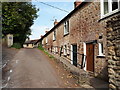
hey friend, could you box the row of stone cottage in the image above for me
[38,0,120,87]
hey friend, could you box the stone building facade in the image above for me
[39,1,120,83]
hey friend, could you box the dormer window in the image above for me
[101,0,119,18]
[64,20,69,35]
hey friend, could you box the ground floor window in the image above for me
[64,45,67,56]
[98,43,105,56]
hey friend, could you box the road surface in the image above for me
[8,48,79,88]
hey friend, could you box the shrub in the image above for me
[11,43,22,49]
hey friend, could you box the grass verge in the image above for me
[38,45,55,59]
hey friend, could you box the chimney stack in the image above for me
[74,0,82,8]
[45,31,48,33]
[54,19,59,26]
[41,35,43,38]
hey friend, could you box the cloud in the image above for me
[29,25,51,40]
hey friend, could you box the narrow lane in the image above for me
[8,48,77,88]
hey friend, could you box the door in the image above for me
[73,45,77,67]
[86,43,94,72]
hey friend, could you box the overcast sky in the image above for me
[29,2,74,40]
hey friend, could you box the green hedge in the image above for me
[11,43,22,49]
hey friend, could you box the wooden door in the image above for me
[73,45,77,67]
[86,44,94,72]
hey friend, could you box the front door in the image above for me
[86,43,94,72]
[73,45,77,67]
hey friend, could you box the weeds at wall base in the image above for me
[38,45,55,59]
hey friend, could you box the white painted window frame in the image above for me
[64,20,69,35]
[67,45,70,55]
[54,47,55,54]
[64,45,67,56]
[46,38,48,44]
[55,47,58,53]
[71,45,73,64]
[53,30,56,41]
[100,0,120,19]
[83,43,87,71]
[98,43,105,56]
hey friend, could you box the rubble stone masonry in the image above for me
[106,14,120,89]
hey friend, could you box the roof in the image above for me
[24,39,39,44]
[38,1,88,42]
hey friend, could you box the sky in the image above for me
[29,1,74,40]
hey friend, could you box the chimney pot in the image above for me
[74,0,82,8]
[54,19,59,26]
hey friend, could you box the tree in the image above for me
[2,2,39,46]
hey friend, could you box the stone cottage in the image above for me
[23,39,39,48]
[38,0,120,85]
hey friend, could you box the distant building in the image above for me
[23,39,39,48]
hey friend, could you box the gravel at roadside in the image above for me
[2,46,19,88]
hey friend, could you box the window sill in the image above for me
[64,33,69,37]
[53,39,56,41]
[97,55,105,58]
[64,55,67,57]
[99,9,120,22]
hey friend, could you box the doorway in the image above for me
[86,43,94,72]
[71,44,77,67]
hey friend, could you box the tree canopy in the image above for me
[2,2,39,45]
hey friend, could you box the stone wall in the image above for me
[106,14,120,89]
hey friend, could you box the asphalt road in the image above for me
[8,48,79,88]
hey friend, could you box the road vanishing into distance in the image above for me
[8,48,79,88]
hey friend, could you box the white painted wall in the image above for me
[7,34,13,47]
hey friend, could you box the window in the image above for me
[53,30,56,41]
[67,45,70,55]
[55,47,58,53]
[104,0,109,14]
[61,46,63,53]
[64,45,67,56]
[46,38,48,44]
[64,20,69,35]
[101,0,119,18]
[53,47,55,54]
[98,43,105,56]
